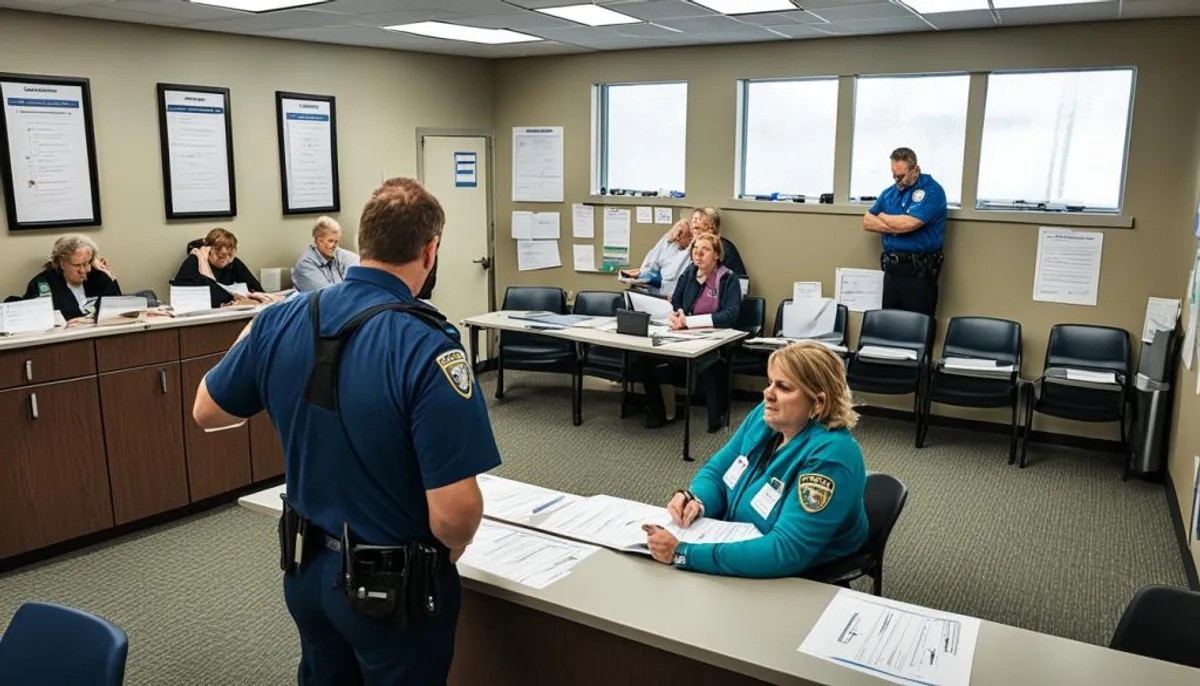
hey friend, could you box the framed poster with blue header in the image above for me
[157,83,236,219]
[276,91,339,215]
[455,151,477,188]
[0,72,102,230]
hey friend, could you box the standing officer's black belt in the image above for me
[881,250,944,279]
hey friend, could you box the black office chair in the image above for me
[4,295,21,303]
[846,310,933,447]
[496,286,576,400]
[185,238,205,255]
[1109,585,1200,669]
[730,296,767,377]
[1020,324,1131,473]
[919,317,1022,461]
[770,299,849,345]
[571,291,626,425]
[131,289,160,308]
[802,473,908,596]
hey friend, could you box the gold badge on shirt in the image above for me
[797,473,835,513]
[435,349,473,399]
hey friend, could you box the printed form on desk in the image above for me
[799,588,980,686]
[457,520,598,590]
[478,474,578,523]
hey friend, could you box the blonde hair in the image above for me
[691,232,723,262]
[45,234,97,271]
[691,206,721,233]
[768,342,858,430]
[312,216,342,239]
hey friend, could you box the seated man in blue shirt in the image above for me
[292,216,361,292]
[861,147,947,316]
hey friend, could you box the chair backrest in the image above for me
[1109,585,1200,668]
[0,601,128,686]
[572,290,623,317]
[863,473,908,570]
[131,289,160,308]
[501,286,568,314]
[858,309,932,356]
[942,316,1021,366]
[771,300,848,345]
[736,295,765,336]
[1044,324,1130,378]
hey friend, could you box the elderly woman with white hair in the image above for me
[22,234,122,323]
[291,216,360,292]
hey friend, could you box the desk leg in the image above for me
[683,358,694,462]
[619,352,629,419]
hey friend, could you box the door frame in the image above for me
[415,128,497,315]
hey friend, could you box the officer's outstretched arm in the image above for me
[194,377,250,429]
[427,478,485,555]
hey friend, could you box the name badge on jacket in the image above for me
[723,455,749,489]
[750,478,784,519]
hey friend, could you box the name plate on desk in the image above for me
[0,298,55,336]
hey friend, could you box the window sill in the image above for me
[586,195,694,208]
[720,199,1134,229]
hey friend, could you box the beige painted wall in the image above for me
[0,9,492,300]
[493,18,1200,444]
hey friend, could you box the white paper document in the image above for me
[603,208,632,250]
[512,211,533,240]
[1033,227,1103,306]
[654,207,673,225]
[636,206,652,224]
[782,298,836,339]
[260,268,283,293]
[1,79,96,224]
[279,96,335,211]
[0,297,56,335]
[170,286,214,315]
[573,244,596,272]
[478,474,578,524]
[517,240,561,271]
[943,358,1014,376]
[457,520,599,590]
[627,290,675,321]
[799,588,980,686]
[96,295,148,324]
[835,268,884,313]
[1064,368,1118,385]
[162,88,231,215]
[572,203,595,238]
[531,212,561,239]
[793,281,822,302]
[1142,297,1181,343]
[512,126,563,202]
[1184,248,1200,370]
[858,345,918,362]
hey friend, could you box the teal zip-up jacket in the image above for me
[675,401,868,578]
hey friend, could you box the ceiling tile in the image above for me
[181,9,353,32]
[104,0,238,20]
[460,11,579,30]
[656,15,748,32]
[733,10,824,26]
[0,0,102,8]
[604,0,718,21]
[609,22,690,38]
[504,0,596,8]
[926,8,997,30]
[58,2,191,25]
[798,0,888,7]
[318,8,461,26]
[998,1,1120,25]
[763,22,827,38]
[674,27,785,44]
[397,0,514,12]
[1120,0,1200,19]
[819,15,933,35]
[529,25,629,46]
[807,2,918,22]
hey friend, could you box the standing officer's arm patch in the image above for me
[435,349,473,399]
[798,473,835,513]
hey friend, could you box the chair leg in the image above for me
[618,352,629,419]
[1019,387,1035,468]
[1008,391,1019,465]
[912,388,923,449]
[916,378,934,448]
[1119,409,1130,481]
[573,367,583,427]
[495,352,506,400]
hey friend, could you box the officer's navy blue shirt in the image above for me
[204,266,501,546]
[868,173,947,254]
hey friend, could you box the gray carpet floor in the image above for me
[0,371,1190,685]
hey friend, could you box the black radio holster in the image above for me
[335,523,445,630]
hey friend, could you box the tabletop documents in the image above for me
[456,520,599,590]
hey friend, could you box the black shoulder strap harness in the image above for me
[302,290,460,411]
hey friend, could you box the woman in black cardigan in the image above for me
[22,234,122,323]
[637,233,743,433]
[172,228,272,308]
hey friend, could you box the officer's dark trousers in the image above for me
[635,353,726,429]
[283,546,461,686]
[882,262,939,317]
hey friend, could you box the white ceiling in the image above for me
[1,0,1197,58]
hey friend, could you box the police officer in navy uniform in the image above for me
[861,147,948,316]
[193,177,501,685]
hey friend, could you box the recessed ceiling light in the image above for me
[993,0,1107,7]
[536,4,642,26]
[187,0,330,12]
[691,0,798,15]
[902,0,989,13]
[382,21,543,45]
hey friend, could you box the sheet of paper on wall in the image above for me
[636,206,652,224]
[798,588,980,686]
[573,244,596,272]
[602,207,632,270]
[1032,227,1103,306]
[531,212,561,240]
[260,268,283,293]
[1185,247,1200,370]
[0,297,55,335]
[457,520,599,590]
[572,203,594,238]
[512,211,533,240]
[654,207,673,225]
[1141,297,1180,344]
[793,281,822,302]
[511,126,563,202]
[835,268,884,312]
[517,240,561,271]
[782,298,836,339]
[171,286,213,315]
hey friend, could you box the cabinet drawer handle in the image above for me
[24,360,33,382]
[160,369,169,394]
[29,393,38,420]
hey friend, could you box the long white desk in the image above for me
[236,484,1197,686]
[0,305,265,352]
[462,310,748,460]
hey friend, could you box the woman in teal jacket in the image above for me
[642,341,869,578]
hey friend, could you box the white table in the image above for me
[462,311,748,461]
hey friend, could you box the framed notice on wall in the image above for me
[0,72,102,230]
[276,91,339,215]
[156,83,236,219]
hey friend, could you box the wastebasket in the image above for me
[1129,373,1170,476]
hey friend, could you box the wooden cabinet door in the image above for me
[249,412,285,482]
[0,378,113,558]
[99,363,190,525]
[180,354,251,502]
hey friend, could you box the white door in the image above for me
[420,135,492,354]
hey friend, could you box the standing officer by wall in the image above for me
[192,177,501,685]
[861,147,948,316]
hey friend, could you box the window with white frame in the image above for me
[849,74,970,206]
[597,81,687,194]
[738,78,839,200]
[977,68,1135,213]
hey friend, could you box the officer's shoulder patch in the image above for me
[797,473,835,513]
[435,348,473,399]
[912,189,926,203]
[36,280,50,297]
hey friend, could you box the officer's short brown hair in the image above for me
[890,147,918,169]
[358,177,445,265]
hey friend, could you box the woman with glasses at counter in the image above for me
[172,228,274,308]
[22,234,122,325]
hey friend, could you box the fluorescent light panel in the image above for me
[992,0,1108,7]
[691,0,798,15]
[188,0,328,11]
[382,21,542,44]
[902,0,989,13]
[537,4,642,26]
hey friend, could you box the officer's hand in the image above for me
[641,524,679,565]
[667,492,702,529]
[449,547,466,564]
